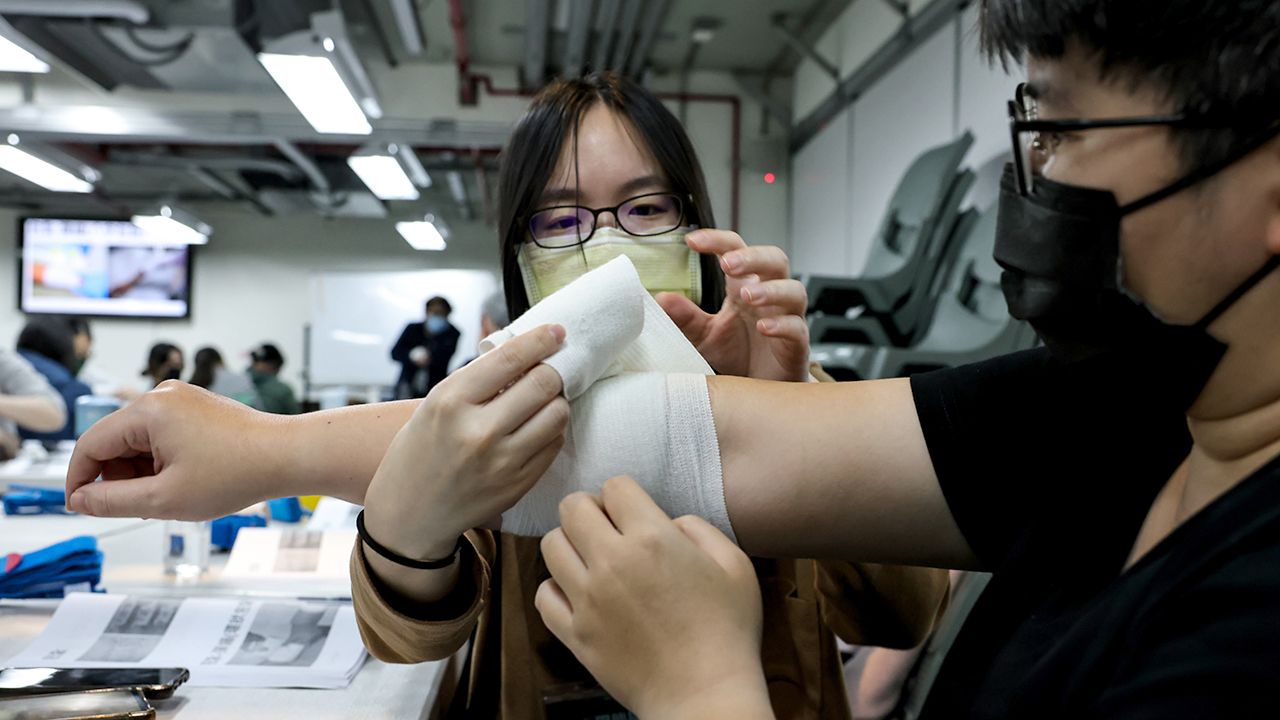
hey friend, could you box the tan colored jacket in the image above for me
[351,366,949,718]
[353,540,946,720]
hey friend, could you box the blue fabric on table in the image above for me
[0,535,102,598]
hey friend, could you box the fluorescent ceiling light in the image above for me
[396,220,446,251]
[131,205,212,245]
[348,154,419,200]
[0,33,49,73]
[258,53,371,135]
[0,144,93,193]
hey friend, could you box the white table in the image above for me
[0,450,73,490]
[0,513,455,719]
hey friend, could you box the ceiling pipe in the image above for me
[609,0,643,70]
[591,0,621,73]
[107,150,305,181]
[386,0,426,56]
[625,0,670,78]
[0,0,149,23]
[273,139,331,194]
[447,0,476,105]
[522,0,550,89]
[561,0,595,78]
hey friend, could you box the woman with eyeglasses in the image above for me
[350,73,946,718]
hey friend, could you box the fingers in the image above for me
[673,515,753,578]
[454,324,565,403]
[486,363,565,435]
[720,245,791,281]
[756,315,809,343]
[541,527,589,595]
[533,578,573,642]
[66,404,154,497]
[656,292,712,345]
[686,229,747,257]
[510,430,567,493]
[68,472,167,518]
[504,394,570,455]
[557,492,619,567]
[739,278,807,316]
[599,475,674,535]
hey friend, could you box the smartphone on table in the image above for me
[0,687,154,720]
[0,668,189,700]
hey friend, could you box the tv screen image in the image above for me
[20,217,193,319]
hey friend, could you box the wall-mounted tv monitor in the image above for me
[18,217,194,319]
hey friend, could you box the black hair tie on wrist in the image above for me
[356,510,464,570]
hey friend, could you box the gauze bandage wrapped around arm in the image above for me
[500,372,735,543]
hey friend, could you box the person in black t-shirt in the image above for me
[530,2,1280,718]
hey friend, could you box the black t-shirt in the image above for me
[911,348,1280,719]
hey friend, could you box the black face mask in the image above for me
[994,127,1280,411]
[162,366,182,382]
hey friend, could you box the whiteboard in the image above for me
[308,270,499,387]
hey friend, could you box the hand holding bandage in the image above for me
[484,256,736,543]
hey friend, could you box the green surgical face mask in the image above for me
[517,226,702,306]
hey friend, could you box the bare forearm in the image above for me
[267,399,420,503]
[708,376,977,568]
[0,394,65,432]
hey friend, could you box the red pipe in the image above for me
[447,0,476,105]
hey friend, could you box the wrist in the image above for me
[641,665,771,720]
[363,489,463,560]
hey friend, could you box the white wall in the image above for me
[789,4,1019,276]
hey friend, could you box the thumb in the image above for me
[69,473,172,519]
[656,292,712,345]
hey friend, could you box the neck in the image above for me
[1183,329,1280,511]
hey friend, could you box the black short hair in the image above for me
[143,342,181,377]
[250,342,285,369]
[17,317,76,371]
[980,0,1279,169]
[425,296,452,315]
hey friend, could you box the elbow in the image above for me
[27,398,67,433]
[359,627,464,665]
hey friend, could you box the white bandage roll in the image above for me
[481,256,712,401]
[500,372,735,543]
[481,256,644,400]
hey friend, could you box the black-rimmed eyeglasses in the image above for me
[1008,82,1229,196]
[526,192,687,248]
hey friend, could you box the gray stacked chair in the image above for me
[811,203,1039,381]
[802,131,976,348]
[807,170,975,348]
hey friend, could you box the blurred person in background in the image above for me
[248,343,300,415]
[15,316,88,443]
[391,296,460,399]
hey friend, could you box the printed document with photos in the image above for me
[8,593,367,688]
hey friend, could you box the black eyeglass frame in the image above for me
[524,191,691,249]
[1006,82,1230,196]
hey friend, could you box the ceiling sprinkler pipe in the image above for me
[0,0,150,24]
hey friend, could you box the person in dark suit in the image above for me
[391,296,460,399]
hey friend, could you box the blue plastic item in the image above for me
[210,513,268,550]
[2,485,70,516]
[267,497,303,523]
[0,535,102,598]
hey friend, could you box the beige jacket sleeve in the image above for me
[350,529,496,663]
